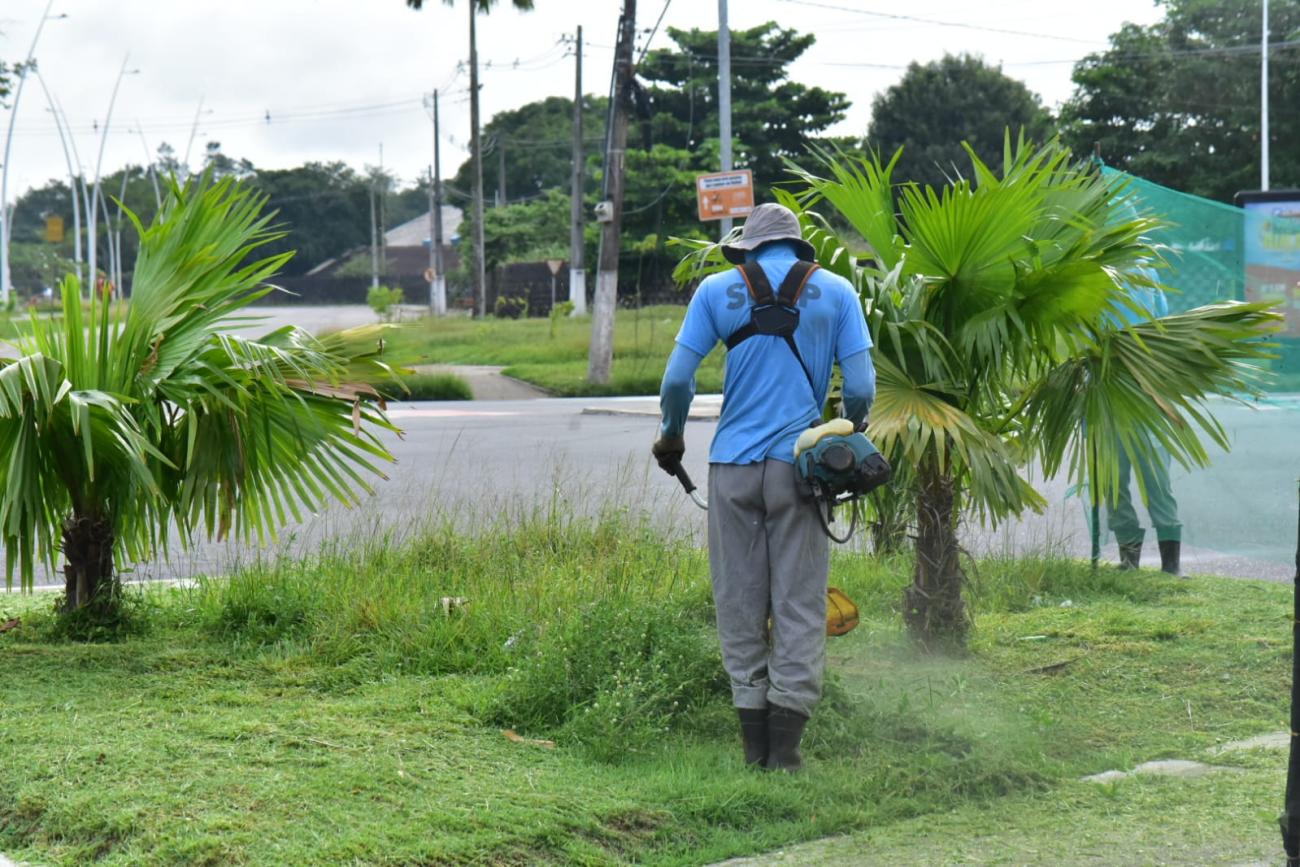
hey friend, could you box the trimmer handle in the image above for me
[670,460,696,494]
[665,457,708,511]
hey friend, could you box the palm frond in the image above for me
[1025,300,1283,505]
[0,174,397,591]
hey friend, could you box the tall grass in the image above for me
[194,505,724,756]
[188,493,1168,766]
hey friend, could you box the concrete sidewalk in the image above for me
[412,364,550,400]
[581,394,723,420]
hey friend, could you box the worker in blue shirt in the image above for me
[653,203,876,771]
[1107,265,1182,574]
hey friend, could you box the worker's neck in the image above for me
[745,241,799,263]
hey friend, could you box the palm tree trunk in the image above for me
[61,512,116,614]
[903,458,968,649]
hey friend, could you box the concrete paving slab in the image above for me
[1082,758,1236,783]
[1209,731,1290,755]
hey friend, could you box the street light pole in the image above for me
[1262,0,1271,191]
[33,68,82,290]
[717,0,733,237]
[88,57,135,300]
[0,0,63,305]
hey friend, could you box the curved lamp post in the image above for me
[33,68,84,289]
[0,0,67,305]
[86,57,137,297]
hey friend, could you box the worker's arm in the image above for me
[654,280,719,472]
[839,349,876,429]
[658,343,705,441]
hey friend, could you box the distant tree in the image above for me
[449,95,607,206]
[245,163,371,275]
[455,188,572,273]
[1061,0,1300,201]
[868,54,1053,189]
[8,243,76,293]
[637,23,850,196]
[155,142,183,177]
[10,167,160,293]
[203,141,255,181]
[0,60,11,104]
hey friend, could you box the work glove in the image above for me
[651,435,685,475]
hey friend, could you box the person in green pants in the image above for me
[1109,445,1182,574]
[1106,263,1183,575]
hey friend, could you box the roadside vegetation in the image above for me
[383,305,725,397]
[0,503,1289,865]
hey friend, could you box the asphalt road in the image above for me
[10,391,1296,591]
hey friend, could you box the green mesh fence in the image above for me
[1063,168,1300,577]
[1103,166,1300,391]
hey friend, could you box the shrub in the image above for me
[548,300,575,338]
[367,284,404,321]
[375,372,473,401]
[494,296,527,319]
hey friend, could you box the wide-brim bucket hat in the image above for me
[720,202,817,265]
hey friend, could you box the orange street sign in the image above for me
[44,215,65,243]
[696,170,754,222]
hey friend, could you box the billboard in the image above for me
[1236,190,1300,336]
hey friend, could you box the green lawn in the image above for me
[383,306,726,397]
[0,510,1291,865]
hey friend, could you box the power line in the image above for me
[773,0,1106,46]
[636,0,674,67]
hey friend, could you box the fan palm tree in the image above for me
[676,136,1280,649]
[0,175,397,618]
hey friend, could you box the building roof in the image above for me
[384,205,464,248]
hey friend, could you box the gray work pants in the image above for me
[707,460,829,718]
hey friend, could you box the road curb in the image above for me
[580,406,720,420]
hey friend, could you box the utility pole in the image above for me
[497,138,507,206]
[717,0,734,236]
[587,0,636,385]
[369,182,379,290]
[1262,0,1271,191]
[469,2,488,317]
[379,143,388,280]
[570,24,587,314]
[429,88,446,315]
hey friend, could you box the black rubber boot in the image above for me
[737,708,767,767]
[1159,540,1181,576]
[1118,542,1142,570]
[765,704,809,772]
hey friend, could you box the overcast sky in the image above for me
[1,0,1163,200]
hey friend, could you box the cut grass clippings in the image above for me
[0,507,1290,865]
[379,306,726,397]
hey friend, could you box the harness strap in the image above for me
[724,261,821,397]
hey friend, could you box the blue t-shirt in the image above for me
[675,248,871,465]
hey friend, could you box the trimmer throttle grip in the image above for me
[669,459,696,495]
